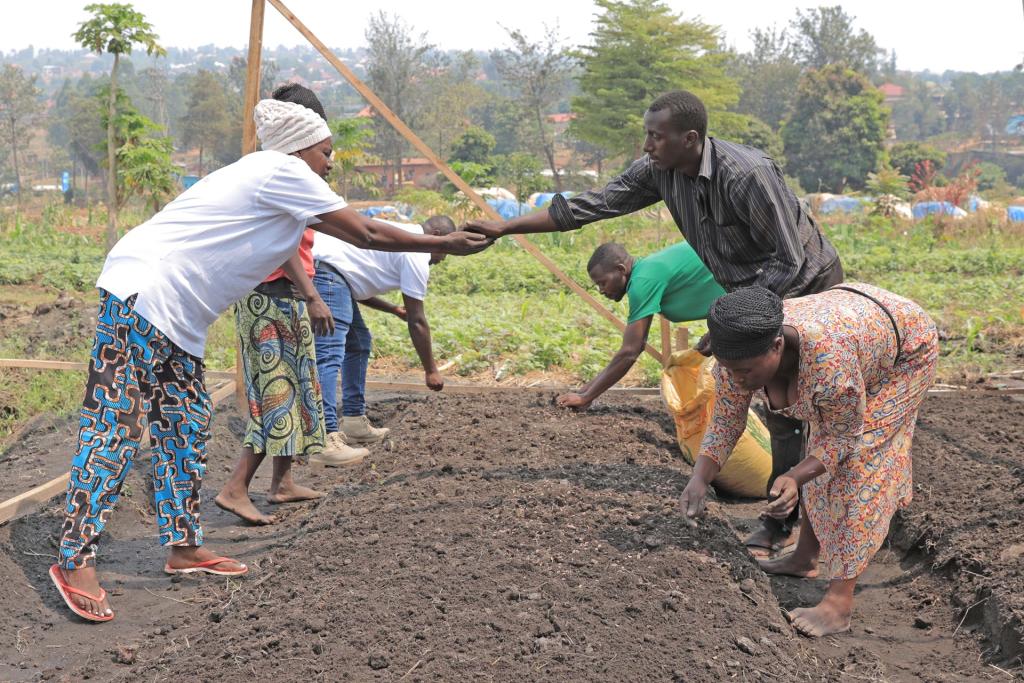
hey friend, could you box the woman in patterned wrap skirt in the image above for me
[679,283,938,637]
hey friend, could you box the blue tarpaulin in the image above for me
[358,205,412,222]
[818,196,866,215]
[1007,206,1024,222]
[531,191,575,208]
[912,201,961,219]
[487,198,532,219]
[181,175,200,190]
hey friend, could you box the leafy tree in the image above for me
[788,6,881,75]
[468,92,523,155]
[0,64,43,204]
[570,0,739,162]
[101,89,175,211]
[364,11,431,192]
[445,161,494,192]
[781,64,887,192]
[448,126,496,166]
[328,117,380,200]
[227,56,280,100]
[731,26,802,130]
[74,2,165,250]
[729,115,784,164]
[494,152,547,206]
[889,142,946,178]
[118,131,176,213]
[417,51,487,161]
[491,26,573,191]
[974,162,1007,192]
[180,69,234,177]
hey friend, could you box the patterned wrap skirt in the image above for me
[235,290,326,457]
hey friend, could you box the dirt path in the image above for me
[0,392,1020,681]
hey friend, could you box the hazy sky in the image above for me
[2,0,1021,74]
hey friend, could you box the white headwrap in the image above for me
[253,99,332,155]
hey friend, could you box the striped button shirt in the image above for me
[549,138,839,298]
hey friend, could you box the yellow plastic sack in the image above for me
[660,349,773,499]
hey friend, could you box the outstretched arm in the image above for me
[403,295,442,391]
[556,316,653,410]
[313,207,491,255]
[465,159,661,238]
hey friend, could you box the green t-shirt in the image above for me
[626,241,725,324]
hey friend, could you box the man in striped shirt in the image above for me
[466,89,844,556]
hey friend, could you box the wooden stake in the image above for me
[674,326,689,353]
[236,0,266,413]
[659,315,671,367]
[264,0,662,363]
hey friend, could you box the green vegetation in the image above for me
[1,200,1022,439]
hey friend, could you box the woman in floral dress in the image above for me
[679,283,938,637]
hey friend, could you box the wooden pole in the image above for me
[659,315,671,367]
[236,0,266,412]
[264,0,662,364]
[674,326,689,353]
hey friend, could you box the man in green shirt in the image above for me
[557,241,725,410]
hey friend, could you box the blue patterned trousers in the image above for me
[58,290,211,569]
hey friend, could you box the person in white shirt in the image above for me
[50,98,490,623]
[311,215,453,445]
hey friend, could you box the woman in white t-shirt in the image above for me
[49,99,491,623]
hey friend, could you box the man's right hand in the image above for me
[462,219,506,239]
[442,231,493,255]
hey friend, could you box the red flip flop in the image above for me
[49,564,114,623]
[163,556,248,576]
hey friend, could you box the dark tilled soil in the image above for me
[893,394,1024,667]
[0,391,1020,681]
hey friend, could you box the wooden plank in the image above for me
[237,0,266,413]
[0,380,237,526]
[0,358,234,381]
[264,0,662,362]
[675,326,689,352]
[660,316,671,367]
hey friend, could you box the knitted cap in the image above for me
[253,99,332,155]
[707,286,784,360]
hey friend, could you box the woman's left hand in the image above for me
[762,475,799,519]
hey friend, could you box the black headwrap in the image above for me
[707,286,784,360]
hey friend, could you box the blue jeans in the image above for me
[313,266,372,431]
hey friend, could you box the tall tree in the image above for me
[364,11,431,192]
[782,64,888,193]
[329,117,380,200]
[103,89,176,213]
[491,26,573,191]
[0,64,43,205]
[732,27,802,130]
[74,2,165,250]
[417,51,486,161]
[788,6,881,75]
[180,70,234,177]
[570,0,739,162]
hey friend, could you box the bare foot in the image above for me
[759,551,819,578]
[166,546,247,574]
[788,601,852,637]
[214,490,276,525]
[59,566,112,619]
[267,480,323,505]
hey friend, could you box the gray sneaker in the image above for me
[309,431,368,467]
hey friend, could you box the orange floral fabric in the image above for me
[701,284,938,579]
